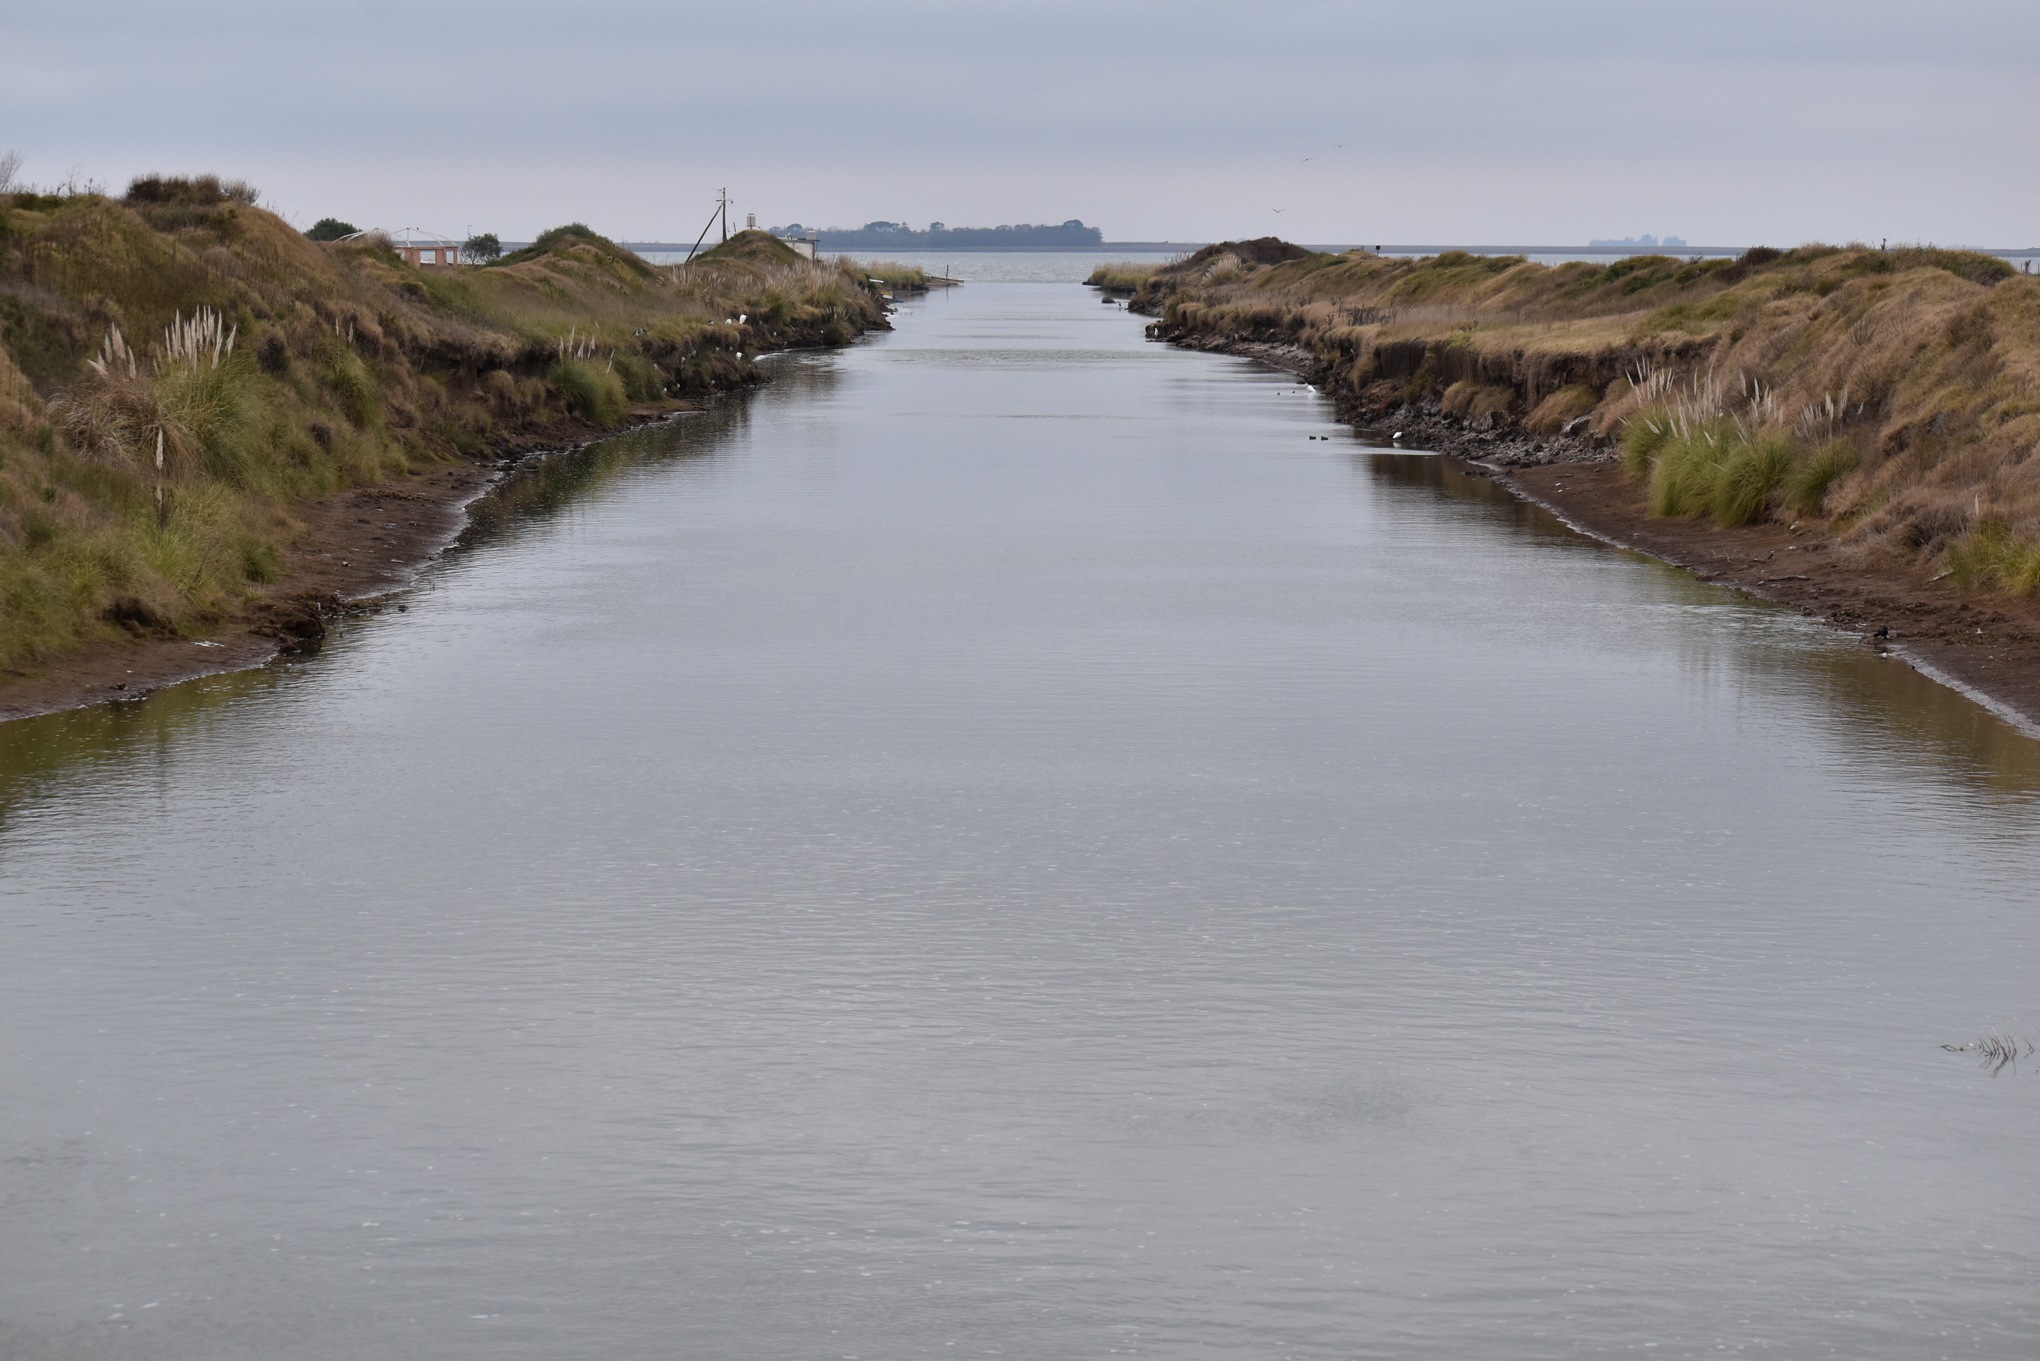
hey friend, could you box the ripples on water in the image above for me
[2,270,2038,1360]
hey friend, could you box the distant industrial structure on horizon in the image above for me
[1587,233,1689,250]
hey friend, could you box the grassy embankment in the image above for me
[0,176,916,669]
[1086,262,1163,294]
[850,261,931,291]
[1095,242,2040,594]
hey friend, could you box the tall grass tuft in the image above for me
[1086,262,1157,292]
[1783,443,1858,516]
[1637,417,1807,526]
[154,360,264,487]
[1712,433,1797,527]
[609,352,663,402]
[325,350,380,428]
[550,359,627,425]
[1622,363,1818,526]
[161,307,236,371]
[1647,425,1730,517]
[1621,410,1674,476]
[1947,523,2040,595]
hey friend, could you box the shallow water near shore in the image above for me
[3,272,2039,1360]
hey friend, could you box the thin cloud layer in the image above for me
[5,0,2036,246]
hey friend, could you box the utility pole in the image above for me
[720,188,729,243]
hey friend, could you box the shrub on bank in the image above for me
[1086,262,1158,292]
[1948,522,2040,595]
[550,358,627,425]
[1630,410,1819,528]
[609,352,663,402]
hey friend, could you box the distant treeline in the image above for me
[778,220,1104,251]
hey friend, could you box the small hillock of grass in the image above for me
[695,231,808,268]
[1087,262,1157,292]
[847,259,929,291]
[550,358,628,425]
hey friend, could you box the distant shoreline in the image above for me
[594,241,1211,256]
[579,242,2040,262]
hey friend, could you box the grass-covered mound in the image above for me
[1121,241,2040,590]
[0,182,904,670]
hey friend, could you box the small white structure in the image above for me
[389,228,463,268]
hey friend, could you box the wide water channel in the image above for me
[4,268,2040,1360]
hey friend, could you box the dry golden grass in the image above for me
[1086,262,1161,292]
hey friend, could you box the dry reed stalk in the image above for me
[160,307,235,371]
[85,324,141,381]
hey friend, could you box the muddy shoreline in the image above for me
[0,399,716,724]
[1175,334,2040,738]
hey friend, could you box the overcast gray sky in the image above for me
[5,0,2037,247]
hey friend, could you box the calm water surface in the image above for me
[4,274,2039,1360]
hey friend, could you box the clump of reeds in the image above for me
[60,308,250,480]
[1199,253,1247,286]
[161,306,237,370]
[549,357,627,425]
[1621,368,1853,527]
[557,328,602,361]
[609,352,663,402]
[1947,521,2040,595]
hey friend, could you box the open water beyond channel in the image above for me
[4,270,2040,1360]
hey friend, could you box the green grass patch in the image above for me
[1947,522,2040,594]
[610,352,663,402]
[1783,443,1858,516]
[1630,413,1807,526]
[1711,433,1796,527]
[551,358,628,425]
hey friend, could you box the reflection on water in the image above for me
[2,278,2038,1361]
[1363,450,2040,800]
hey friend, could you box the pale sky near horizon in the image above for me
[4,0,2037,248]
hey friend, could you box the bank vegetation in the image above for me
[0,175,914,670]
[1100,241,2040,597]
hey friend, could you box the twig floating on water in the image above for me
[1941,1031,2034,1075]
